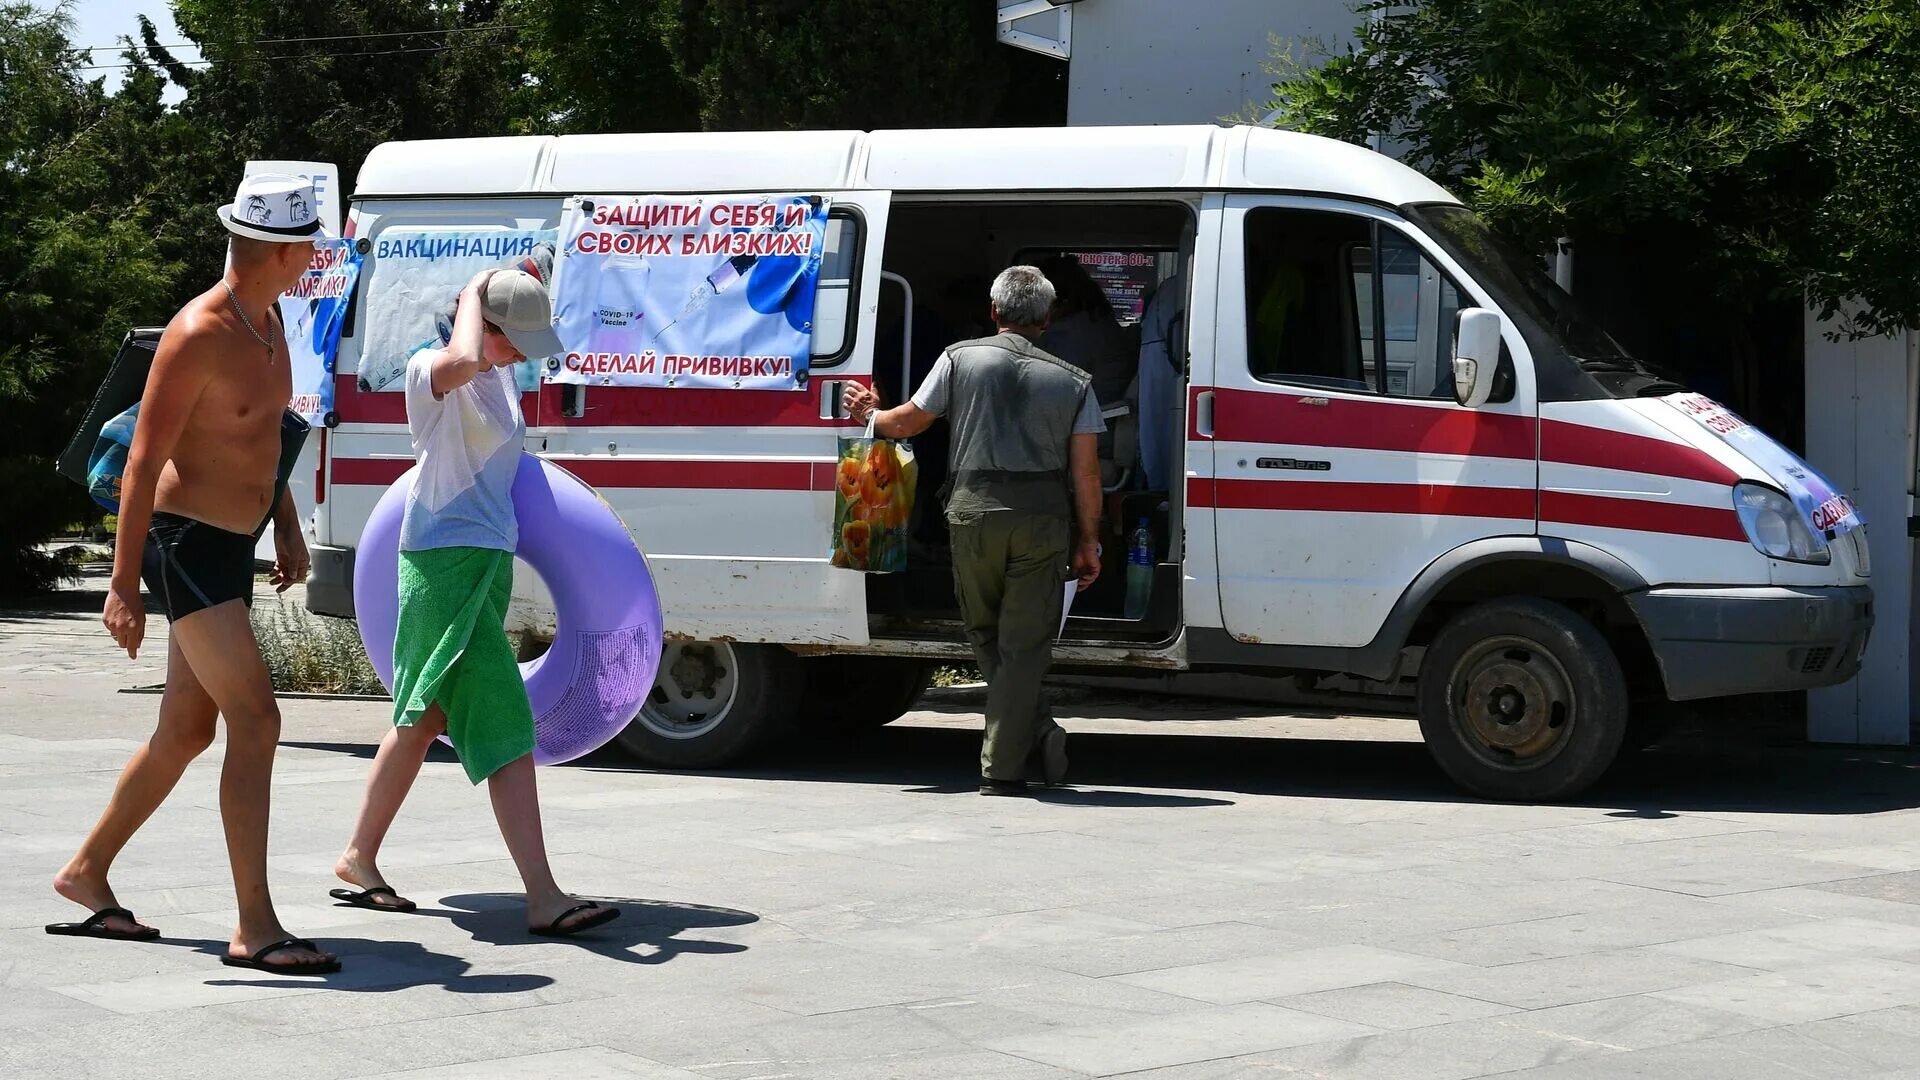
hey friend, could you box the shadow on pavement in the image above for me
[286,740,461,765]
[429,892,758,967]
[163,934,555,994]
[569,719,1920,817]
[285,697,1920,818]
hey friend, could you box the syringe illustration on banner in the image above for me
[644,252,760,348]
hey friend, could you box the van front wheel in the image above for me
[613,641,799,768]
[1416,599,1628,802]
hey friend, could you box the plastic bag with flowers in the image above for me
[831,421,917,573]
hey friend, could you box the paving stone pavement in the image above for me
[4,581,1920,1079]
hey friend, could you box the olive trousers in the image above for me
[950,511,1070,781]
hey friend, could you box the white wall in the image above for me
[1804,311,1917,745]
[1065,0,1361,126]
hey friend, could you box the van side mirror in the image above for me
[1452,308,1503,408]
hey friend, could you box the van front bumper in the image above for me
[306,543,356,619]
[1628,585,1873,701]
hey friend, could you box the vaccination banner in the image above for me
[549,193,830,390]
[277,239,362,424]
[1665,393,1865,546]
[356,229,557,393]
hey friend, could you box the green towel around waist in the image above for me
[393,546,535,784]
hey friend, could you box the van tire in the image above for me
[1416,598,1628,802]
[613,641,799,769]
[799,657,934,735]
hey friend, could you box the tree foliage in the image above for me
[1263,0,1920,336]
[0,0,1062,593]
[0,4,177,592]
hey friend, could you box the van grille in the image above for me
[1799,647,1834,675]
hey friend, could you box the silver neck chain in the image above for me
[224,281,274,363]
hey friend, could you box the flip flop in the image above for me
[328,886,417,913]
[530,902,620,938]
[45,906,160,941]
[221,938,340,975]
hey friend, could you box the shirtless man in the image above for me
[47,174,338,974]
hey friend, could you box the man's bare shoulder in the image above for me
[156,292,232,368]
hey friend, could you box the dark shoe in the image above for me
[1038,727,1069,787]
[531,902,621,937]
[45,906,160,941]
[221,938,340,975]
[329,886,417,913]
[980,777,1030,797]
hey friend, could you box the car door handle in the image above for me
[819,379,851,420]
[1194,390,1215,438]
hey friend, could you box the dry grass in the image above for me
[932,665,981,687]
[250,594,385,695]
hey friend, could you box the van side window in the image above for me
[1244,208,1464,400]
[810,213,861,363]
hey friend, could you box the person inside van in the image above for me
[1135,272,1186,492]
[1036,255,1135,409]
[843,266,1105,796]
[330,265,619,938]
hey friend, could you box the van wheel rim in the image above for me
[638,642,740,741]
[1449,635,1574,768]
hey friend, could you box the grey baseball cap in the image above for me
[480,268,563,360]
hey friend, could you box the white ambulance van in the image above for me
[307,125,1873,800]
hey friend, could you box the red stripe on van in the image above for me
[1540,420,1739,486]
[534,381,867,428]
[1198,478,1536,521]
[330,456,825,492]
[1193,478,1743,543]
[1540,491,1746,543]
[332,457,412,487]
[330,375,870,427]
[330,377,540,425]
[1209,389,1538,460]
[1197,387,1738,488]
[556,458,820,491]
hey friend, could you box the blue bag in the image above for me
[85,403,142,512]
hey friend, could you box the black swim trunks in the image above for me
[141,512,255,621]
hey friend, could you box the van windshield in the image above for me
[1405,203,1680,396]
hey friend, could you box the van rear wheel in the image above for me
[613,641,799,768]
[1416,598,1628,802]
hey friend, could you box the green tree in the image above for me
[0,3,178,593]
[1262,0,1920,337]
[141,0,532,290]
[507,0,698,133]
[514,0,1064,133]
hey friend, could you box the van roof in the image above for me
[353,125,1458,207]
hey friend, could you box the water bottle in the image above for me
[1124,517,1154,620]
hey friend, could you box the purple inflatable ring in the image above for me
[354,452,664,765]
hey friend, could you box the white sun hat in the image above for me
[217,172,334,244]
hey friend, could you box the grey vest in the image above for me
[943,332,1092,519]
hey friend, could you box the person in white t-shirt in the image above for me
[332,268,619,938]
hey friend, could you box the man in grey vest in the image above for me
[845,266,1105,795]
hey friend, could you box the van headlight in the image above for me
[1733,482,1829,563]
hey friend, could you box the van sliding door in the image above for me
[532,191,894,646]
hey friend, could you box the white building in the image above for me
[999,0,1916,745]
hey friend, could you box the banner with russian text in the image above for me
[357,229,557,393]
[277,239,362,423]
[549,194,829,390]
